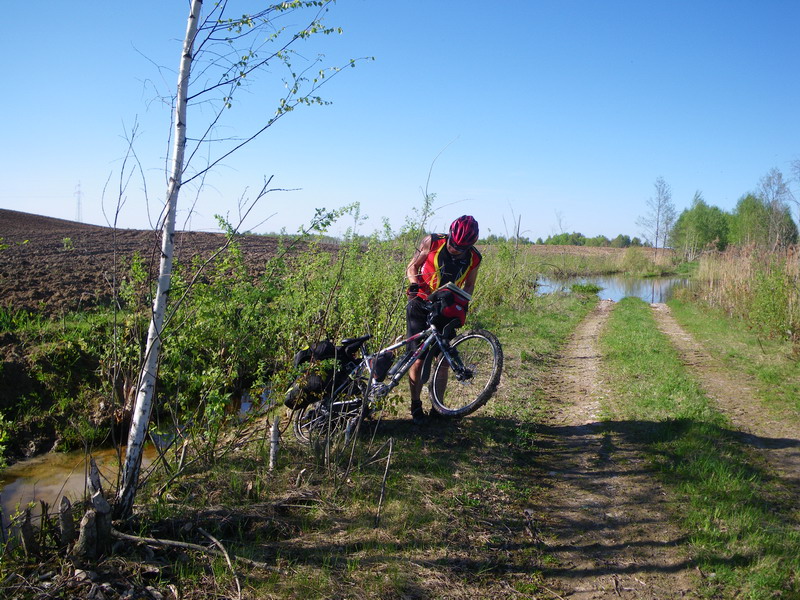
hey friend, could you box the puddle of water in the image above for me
[0,446,156,529]
[537,275,691,303]
[0,387,276,530]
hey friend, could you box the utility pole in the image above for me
[74,182,83,223]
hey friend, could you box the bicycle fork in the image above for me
[435,337,473,382]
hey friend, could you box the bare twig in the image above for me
[374,437,393,527]
[110,528,275,570]
[363,438,393,467]
[198,527,242,600]
[19,508,39,557]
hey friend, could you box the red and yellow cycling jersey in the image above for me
[417,234,481,300]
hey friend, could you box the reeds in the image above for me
[695,245,799,343]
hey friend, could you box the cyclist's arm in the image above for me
[462,262,479,296]
[406,235,432,285]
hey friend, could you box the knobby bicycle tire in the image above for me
[428,328,503,417]
[292,381,365,445]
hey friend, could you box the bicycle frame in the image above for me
[361,323,468,401]
[308,323,469,426]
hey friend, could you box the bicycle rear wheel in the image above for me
[292,402,327,444]
[292,390,365,444]
[428,329,503,417]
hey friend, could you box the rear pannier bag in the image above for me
[284,340,354,409]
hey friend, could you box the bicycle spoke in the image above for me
[428,329,503,417]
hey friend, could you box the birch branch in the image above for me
[110,529,276,571]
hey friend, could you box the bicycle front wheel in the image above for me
[428,329,503,417]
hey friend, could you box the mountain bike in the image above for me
[292,283,503,443]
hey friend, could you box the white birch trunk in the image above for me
[115,0,203,519]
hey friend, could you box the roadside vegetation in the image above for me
[689,246,800,346]
[0,216,668,465]
[600,298,800,598]
[667,297,800,423]
[0,219,599,597]
[2,189,799,597]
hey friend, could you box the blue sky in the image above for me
[1,1,798,241]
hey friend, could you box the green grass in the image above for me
[571,282,602,295]
[117,292,597,599]
[600,297,800,599]
[668,298,800,416]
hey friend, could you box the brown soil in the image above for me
[531,300,698,598]
[0,208,306,316]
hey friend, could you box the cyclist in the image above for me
[405,215,481,424]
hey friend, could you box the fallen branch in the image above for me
[199,527,242,600]
[110,528,276,570]
[374,437,393,527]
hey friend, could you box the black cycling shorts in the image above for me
[406,298,430,351]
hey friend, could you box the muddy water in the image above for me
[0,446,156,529]
[537,275,691,303]
[0,395,270,530]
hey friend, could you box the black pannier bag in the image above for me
[370,350,394,382]
[284,340,357,409]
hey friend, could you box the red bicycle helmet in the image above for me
[449,215,479,247]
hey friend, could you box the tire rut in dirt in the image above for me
[651,302,800,508]
[530,300,696,599]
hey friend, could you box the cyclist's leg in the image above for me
[406,298,428,421]
[408,360,425,414]
[428,327,457,409]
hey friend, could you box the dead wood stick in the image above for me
[110,528,275,570]
[59,497,76,550]
[198,527,242,600]
[269,417,280,471]
[374,437,393,527]
[20,508,39,557]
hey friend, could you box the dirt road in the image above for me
[530,300,696,598]
[527,299,800,598]
[651,303,800,508]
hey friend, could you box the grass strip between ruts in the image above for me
[599,297,800,600]
[668,298,800,417]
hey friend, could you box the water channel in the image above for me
[0,275,689,524]
[0,446,156,530]
[537,274,691,303]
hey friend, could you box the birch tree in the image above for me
[637,176,676,256]
[115,0,361,519]
[757,168,797,250]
